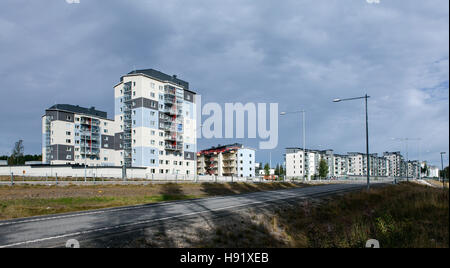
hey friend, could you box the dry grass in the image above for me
[0,182,305,220]
[134,182,449,248]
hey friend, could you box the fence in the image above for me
[0,165,273,184]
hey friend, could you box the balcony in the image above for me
[165,144,183,151]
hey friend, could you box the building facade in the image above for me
[285,148,420,180]
[42,104,121,166]
[42,69,197,175]
[197,143,255,178]
[113,69,197,175]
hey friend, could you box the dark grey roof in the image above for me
[48,104,107,119]
[122,69,189,90]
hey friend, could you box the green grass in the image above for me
[0,194,200,220]
[0,182,306,220]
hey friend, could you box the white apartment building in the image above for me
[42,105,121,166]
[42,69,197,175]
[197,143,255,178]
[113,69,197,175]
[285,148,334,180]
[383,152,403,177]
[286,148,417,180]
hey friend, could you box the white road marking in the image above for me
[0,186,320,227]
[0,185,363,248]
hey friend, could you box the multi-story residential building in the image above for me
[197,143,255,178]
[113,69,197,175]
[333,154,349,177]
[42,68,197,175]
[285,148,335,180]
[428,165,440,178]
[286,148,401,179]
[42,104,121,166]
[383,152,404,177]
[407,160,420,179]
[348,152,364,176]
[285,148,307,179]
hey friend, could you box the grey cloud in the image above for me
[0,0,448,166]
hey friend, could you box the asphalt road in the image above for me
[0,182,387,248]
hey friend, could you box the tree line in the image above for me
[0,140,42,165]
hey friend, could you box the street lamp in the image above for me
[280,110,306,150]
[440,152,446,188]
[333,94,371,190]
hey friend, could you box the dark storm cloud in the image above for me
[0,0,448,166]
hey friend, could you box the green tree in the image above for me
[264,163,270,176]
[319,159,329,179]
[274,164,280,176]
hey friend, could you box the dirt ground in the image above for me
[0,182,303,200]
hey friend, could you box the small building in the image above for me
[197,143,256,177]
[0,160,7,166]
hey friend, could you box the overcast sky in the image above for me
[0,0,448,167]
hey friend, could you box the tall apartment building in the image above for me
[197,143,255,177]
[113,69,197,175]
[42,68,197,175]
[42,104,121,165]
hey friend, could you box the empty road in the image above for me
[0,182,387,248]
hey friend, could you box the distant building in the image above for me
[197,143,255,177]
[0,160,7,166]
[429,166,440,178]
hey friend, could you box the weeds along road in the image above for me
[0,182,390,248]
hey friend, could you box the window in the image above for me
[151,92,155,98]
[66,139,71,143]
[66,155,72,160]
[66,131,71,135]
[66,115,71,120]
[151,159,156,164]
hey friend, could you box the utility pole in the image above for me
[441,152,446,189]
[333,94,371,190]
